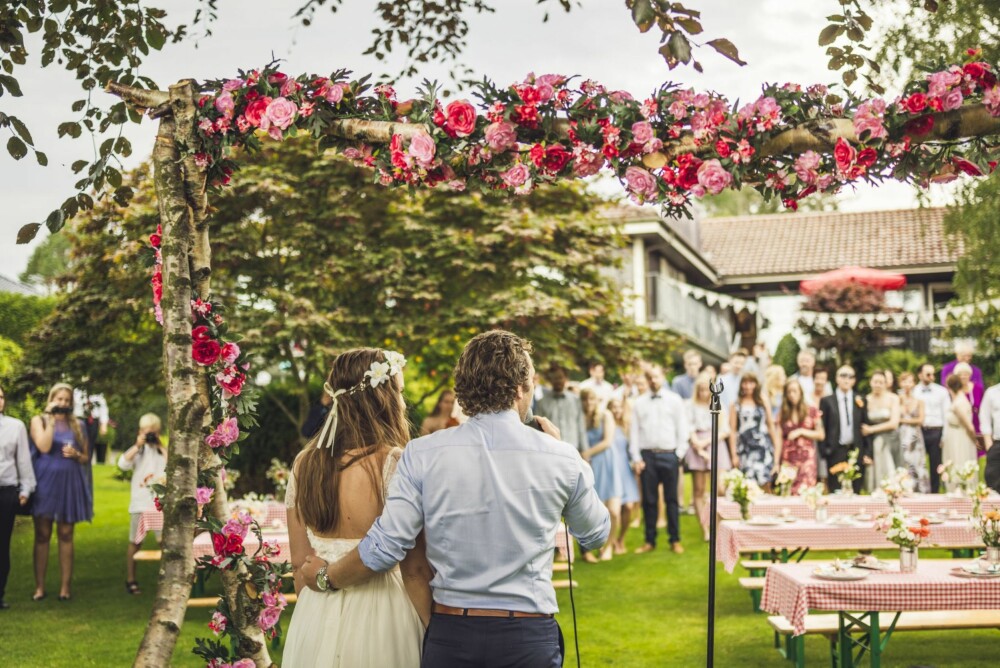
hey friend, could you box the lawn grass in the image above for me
[2,465,997,666]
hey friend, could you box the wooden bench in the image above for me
[739,576,765,612]
[768,611,1000,667]
[134,550,162,561]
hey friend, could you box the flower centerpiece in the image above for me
[828,449,861,494]
[799,483,829,521]
[723,469,762,520]
[970,481,991,519]
[775,464,798,497]
[266,458,291,498]
[954,460,979,495]
[974,509,1000,571]
[879,467,913,509]
[875,510,931,573]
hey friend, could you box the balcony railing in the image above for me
[647,275,733,358]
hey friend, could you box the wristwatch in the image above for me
[315,565,333,592]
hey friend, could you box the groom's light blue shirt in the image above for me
[358,409,610,614]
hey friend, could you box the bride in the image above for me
[283,348,431,667]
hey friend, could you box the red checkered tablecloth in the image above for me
[192,531,291,563]
[716,493,1000,521]
[716,519,982,573]
[761,559,1000,636]
[134,501,288,544]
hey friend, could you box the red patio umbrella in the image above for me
[799,265,907,294]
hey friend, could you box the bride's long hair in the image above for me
[294,349,411,534]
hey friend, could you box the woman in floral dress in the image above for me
[778,379,824,494]
[729,373,782,490]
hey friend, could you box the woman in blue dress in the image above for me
[607,397,640,554]
[580,388,621,563]
[29,383,92,601]
[728,373,782,491]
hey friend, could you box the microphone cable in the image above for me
[564,521,582,668]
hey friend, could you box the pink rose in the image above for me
[258,606,282,631]
[222,79,244,92]
[222,516,248,539]
[668,100,688,119]
[624,166,658,201]
[755,96,780,117]
[484,122,518,152]
[205,417,240,449]
[445,99,477,137]
[501,163,531,190]
[794,151,821,185]
[280,78,302,97]
[221,342,241,365]
[214,93,235,118]
[408,132,437,168]
[696,159,733,196]
[260,97,298,133]
[985,86,1000,116]
[853,115,886,140]
[196,487,214,505]
[324,82,348,104]
[631,121,654,144]
[232,660,256,668]
[243,96,272,128]
[941,87,964,111]
[215,367,246,397]
[572,148,604,178]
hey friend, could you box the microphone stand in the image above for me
[706,378,724,668]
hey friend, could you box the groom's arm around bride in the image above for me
[303,331,610,668]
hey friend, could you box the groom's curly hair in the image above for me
[454,330,533,416]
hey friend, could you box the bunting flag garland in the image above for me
[797,296,1000,330]
[663,276,758,314]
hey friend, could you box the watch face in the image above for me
[316,568,328,591]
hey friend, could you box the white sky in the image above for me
[0,0,956,279]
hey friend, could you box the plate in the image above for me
[925,516,945,525]
[826,516,857,526]
[813,567,869,581]
[960,562,1000,576]
[744,516,783,526]
[952,566,1000,579]
[782,516,798,523]
[854,514,873,522]
[852,557,892,571]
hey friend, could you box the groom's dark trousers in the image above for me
[422,610,564,668]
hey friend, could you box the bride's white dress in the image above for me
[282,448,424,668]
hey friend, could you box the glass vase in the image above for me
[815,506,828,523]
[899,545,918,573]
[986,546,1000,573]
[740,502,751,521]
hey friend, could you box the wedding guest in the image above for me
[301,388,333,439]
[633,371,651,398]
[953,362,984,448]
[116,414,167,595]
[763,364,787,422]
[979,378,1000,492]
[883,369,896,394]
[940,340,985,390]
[942,373,978,492]
[792,350,833,404]
[580,389,622,562]
[729,373,781,490]
[419,389,458,435]
[612,370,639,403]
[0,384,36,610]
[579,362,615,408]
[897,372,930,493]
[607,398,640,553]
[719,350,749,409]
[779,379,824,494]
[685,374,732,541]
[743,342,772,383]
[629,365,688,554]
[703,364,718,381]
[670,350,702,400]
[534,365,587,454]
[862,370,902,491]
[819,366,868,493]
[74,388,109,464]
[29,383,92,601]
[917,363,950,492]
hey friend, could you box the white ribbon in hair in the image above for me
[316,382,347,452]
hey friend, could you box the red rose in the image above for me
[541,145,572,173]
[903,93,927,114]
[216,369,246,396]
[529,143,546,168]
[516,85,541,105]
[856,148,878,167]
[676,153,698,170]
[212,532,227,555]
[153,496,162,512]
[904,115,935,136]
[445,100,477,137]
[432,105,446,129]
[243,96,272,128]
[953,158,982,176]
[149,232,161,248]
[964,62,997,88]
[676,164,700,190]
[151,272,162,303]
[715,140,732,158]
[192,339,221,366]
[928,96,943,112]
[192,325,211,342]
[512,104,539,129]
[782,198,799,211]
[833,137,856,171]
[798,185,817,199]
[225,533,244,556]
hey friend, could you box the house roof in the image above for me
[0,274,41,296]
[698,207,962,282]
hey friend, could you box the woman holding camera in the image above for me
[117,414,167,595]
[29,383,92,601]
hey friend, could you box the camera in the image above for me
[144,432,160,445]
[50,406,72,415]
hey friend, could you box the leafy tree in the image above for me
[772,332,801,377]
[796,283,895,366]
[0,291,58,345]
[19,231,71,292]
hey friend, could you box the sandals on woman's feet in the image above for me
[31,592,46,602]
[125,581,141,595]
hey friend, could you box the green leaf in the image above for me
[35,151,48,166]
[9,116,32,144]
[45,208,65,234]
[842,70,858,87]
[856,13,873,30]
[818,24,841,46]
[145,26,166,51]
[71,99,86,112]
[706,38,746,66]
[7,136,27,160]
[71,159,88,173]
[16,223,41,245]
[631,0,657,33]
[675,17,702,35]
[0,73,23,97]
[57,122,82,138]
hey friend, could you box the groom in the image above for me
[301,330,610,667]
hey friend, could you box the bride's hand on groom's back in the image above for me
[299,555,328,592]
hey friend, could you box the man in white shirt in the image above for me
[670,350,702,400]
[629,366,689,555]
[979,379,1000,492]
[719,349,749,409]
[792,350,833,404]
[578,362,615,408]
[916,363,950,493]
[1,385,36,609]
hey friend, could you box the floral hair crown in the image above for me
[315,351,407,452]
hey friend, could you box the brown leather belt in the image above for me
[432,602,553,619]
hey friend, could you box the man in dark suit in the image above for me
[820,365,870,493]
